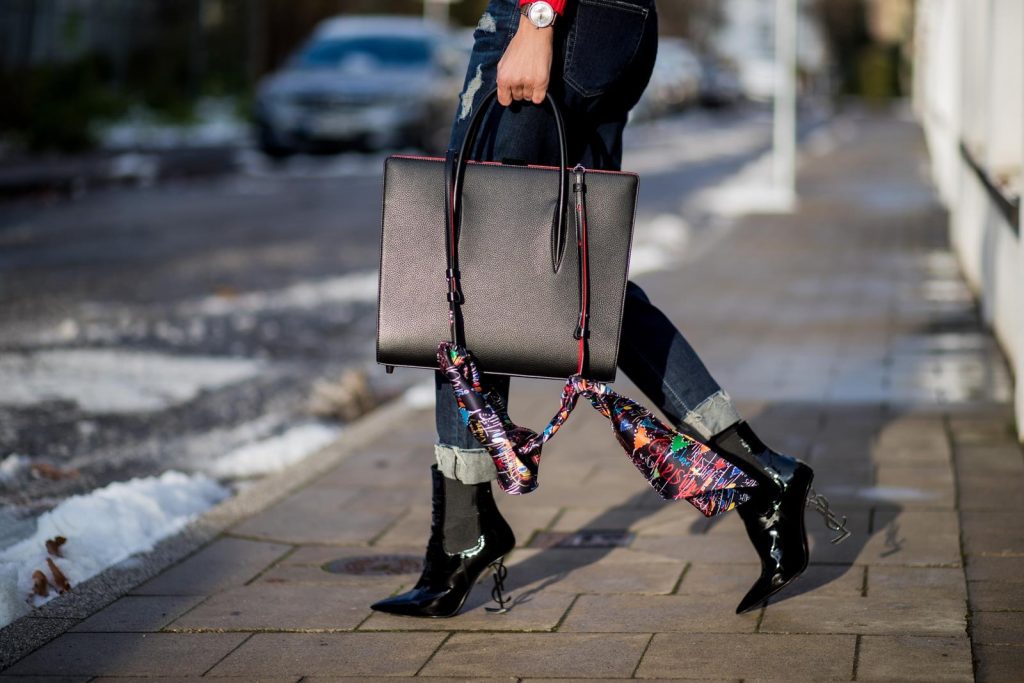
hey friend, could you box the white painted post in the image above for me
[772,0,797,207]
[1018,42,1024,444]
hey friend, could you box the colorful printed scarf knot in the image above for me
[438,342,758,517]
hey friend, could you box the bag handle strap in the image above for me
[454,89,570,273]
[443,90,589,375]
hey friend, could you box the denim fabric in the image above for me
[435,0,741,479]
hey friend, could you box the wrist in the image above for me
[517,14,556,40]
[520,1,560,29]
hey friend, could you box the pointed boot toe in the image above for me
[370,583,466,618]
[734,460,813,613]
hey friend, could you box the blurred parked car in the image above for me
[699,57,743,107]
[632,37,702,121]
[254,16,467,156]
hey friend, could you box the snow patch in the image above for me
[188,271,377,316]
[97,98,250,150]
[237,148,389,179]
[623,114,770,174]
[0,454,31,483]
[696,151,796,216]
[628,214,692,276]
[402,381,436,409]
[206,422,341,479]
[0,470,229,629]
[0,349,261,413]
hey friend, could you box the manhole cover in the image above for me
[322,555,423,576]
[529,530,635,549]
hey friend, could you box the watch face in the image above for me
[528,1,555,27]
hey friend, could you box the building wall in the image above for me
[914,0,1024,440]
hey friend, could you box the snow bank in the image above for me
[206,422,341,478]
[696,150,797,216]
[97,98,250,150]
[0,454,30,483]
[189,271,377,316]
[0,349,261,413]
[628,214,692,276]
[402,381,436,409]
[0,470,229,629]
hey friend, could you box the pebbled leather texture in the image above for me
[377,155,637,381]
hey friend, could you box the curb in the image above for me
[0,392,421,670]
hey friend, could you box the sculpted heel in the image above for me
[710,421,851,614]
[485,558,512,613]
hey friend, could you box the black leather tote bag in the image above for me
[377,90,637,381]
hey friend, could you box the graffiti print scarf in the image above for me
[438,342,758,517]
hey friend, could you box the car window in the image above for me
[295,36,432,69]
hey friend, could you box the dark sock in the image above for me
[712,421,768,458]
[441,474,484,554]
[710,421,774,487]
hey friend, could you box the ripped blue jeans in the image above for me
[435,0,742,483]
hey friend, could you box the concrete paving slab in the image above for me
[503,548,684,595]
[559,593,757,633]
[524,680,736,683]
[759,594,966,635]
[89,678,299,683]
[866,566,967,601]
[301,679,513,683]
[971,611,1024,645]
[255,564,411,593]
[361,587,576,631]
[306,446,424,490]
[166,583,384,631]
[2,633,249,677]
[961,511,1024,556]
[968,581,1024,612]
[974,644,1024,683]
[206,632,447,677]
[857,635,973,682]
[226,488,403,545]
[965,556,1024,583]
[421,632,650,678]
[0,618,80,671]
[70,596,205,632]
[680,563,865,599]
[635,633,855,680]
[0,676,91,683]
[130,537,292,596]
[956,472,1024,511]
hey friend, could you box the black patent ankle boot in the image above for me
[370,465,515,617]
[710,421,816,614]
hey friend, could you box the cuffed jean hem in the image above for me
[434,444,498,484]
[682,389,743,440]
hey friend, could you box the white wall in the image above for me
[914,0,1024,441]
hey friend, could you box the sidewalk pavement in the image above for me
[3,110,1023,682]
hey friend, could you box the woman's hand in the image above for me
[496,15,555,106]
